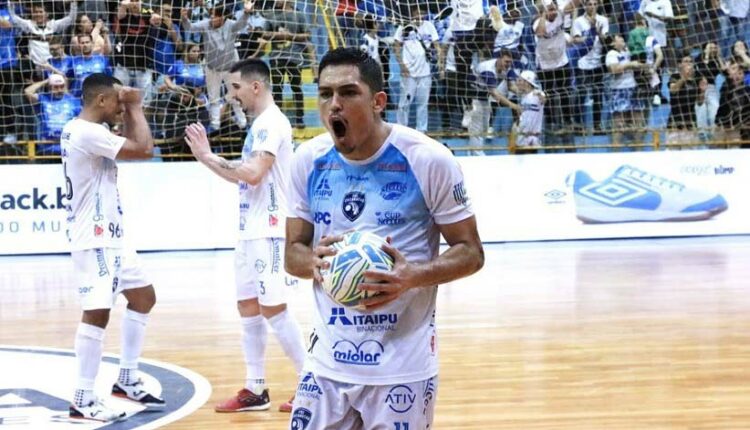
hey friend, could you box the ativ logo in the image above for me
[1,187,66,210]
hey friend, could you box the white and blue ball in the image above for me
[319,231,394,307]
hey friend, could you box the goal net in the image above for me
[0,0,745,161]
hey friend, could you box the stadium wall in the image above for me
[0,149,747,255]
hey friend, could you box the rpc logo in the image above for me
[314,211,331,225]
[0,187,66,210]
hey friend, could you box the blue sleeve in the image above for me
[478,71,498,88]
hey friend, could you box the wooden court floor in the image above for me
[2,236,750,429]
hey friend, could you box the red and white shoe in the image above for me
[215,388,271,413]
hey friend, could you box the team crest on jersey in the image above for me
[291,407,313,429]
[342,191,366,221]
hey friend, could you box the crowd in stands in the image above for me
[0,0,748,161]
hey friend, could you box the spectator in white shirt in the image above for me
[605,33,648,146]
[534,0,581,129]
[638,0,674,65]
[394,3,439,132]
[7,0,77,68]
[572,0,609,131]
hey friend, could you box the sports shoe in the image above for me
[278,395,294,413]
[112,379,166,410]
[215,388,271,412]
[567,165,728,223]
[69,398,127,422]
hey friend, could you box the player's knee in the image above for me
[260,303,287,319]
[82,309,111,328]
[125,285,156,313]
[237,297,260,317]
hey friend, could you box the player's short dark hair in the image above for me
[81,73,122,106]
[229,58,271,85]
[319,47,383,93]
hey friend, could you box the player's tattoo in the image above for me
[217,158,243,171]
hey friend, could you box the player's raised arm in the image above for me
[116,86,154,160]
[184,122,275,184]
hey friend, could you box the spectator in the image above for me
[729,40,750,69]
[438,23,464,131]
[638,0,674,66]
[695,41,725,140]
[630,15,664,106]
[70,33,113,96]
[23,73,81,157]
[718,0,749,58]
[513,70,546,151]
[237,6,269,59]
[266,0,313,129]
[394,3,439,133]
[7,0,77,68]
[153,43,208,156]
[113,0,156,100]
[0,1,27,147]
[606,33,648,146]
[491,8,527,69]
[572,0,609,132]
[668,53,704,147]
[467,50,518,155]
[151,2,182,77]
[359,14,380,64]
[716,61,750,145]
[182,0,210,44]
[449,0,483,120]
[335,0,358,48]
[180,1,254,131]
[534,0,581,130]
[627,13,649,55]
[41,35,73,79]
[71,14,112,56]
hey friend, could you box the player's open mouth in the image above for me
[331,118,347,138]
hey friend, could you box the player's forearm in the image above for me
[122,107,154,158]
[406,241,484,289]
[197,153,242,183]
[285,242,315,279]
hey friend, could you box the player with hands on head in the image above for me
[184,58,306,414]
[285,47,484,429]
[61,73,161,423]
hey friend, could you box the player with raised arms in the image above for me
[285,47,485,429]
[61,73,162,422]
[184,58,306,413]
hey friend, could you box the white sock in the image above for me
[241,315,267,394]
[119,309,149,384]
[74,323,105,406]
[267,310,306,375]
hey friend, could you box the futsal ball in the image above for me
[320,231,394,307]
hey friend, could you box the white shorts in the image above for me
[235,238,289,306]
[289,372,437,430]
[72,248,150,311]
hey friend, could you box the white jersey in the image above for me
[639,0,674,46]
[61,118,127,251]
[472,59,516,101]
[645,36,662,87]
[606,49,637,89]
[533,14,569,70]
[572,14,609,70]
[290,124,474,385]
[360,33,380,64]
[238,104,292,240]
[494,21,525,51]
[442,27,456,73]
[395,21,439,78]
[519,90,545,136]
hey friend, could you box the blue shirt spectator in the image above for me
[152,2,182,75]
[0,6,19,69]
[24,74,81,154]
[70,34,112,96]
[167,44,206,89]
[42,36,72,79]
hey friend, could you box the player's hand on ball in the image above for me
[313,234,343,284]
[117,86,142,105]
[358,239,415,310]
[184,122,211,159]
